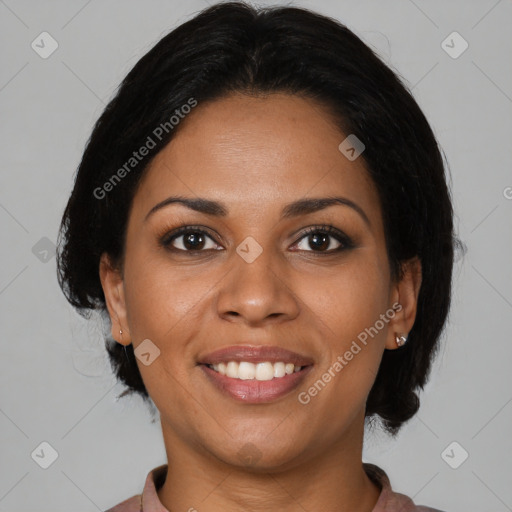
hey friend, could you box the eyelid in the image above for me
[158,224,222,250]
[290,224,354,252]
[158,223,354,253]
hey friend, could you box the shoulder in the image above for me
[103,494,141,512]
[103,464,167,512]
[364,463,447,512]
[378,487,446,511]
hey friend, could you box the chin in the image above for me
[206,436,307,473]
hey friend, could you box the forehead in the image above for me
[131,93,380,222]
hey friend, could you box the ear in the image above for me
[99,252,131,346]
[385,256,422,350]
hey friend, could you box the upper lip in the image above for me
[198,345,314,366]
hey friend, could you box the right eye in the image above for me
[160,227,223,253]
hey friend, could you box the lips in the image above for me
[197,345,314,403]
[198,345,314,366]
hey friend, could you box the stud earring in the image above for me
[395,333,408,347]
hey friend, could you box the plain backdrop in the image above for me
[1,1,511,511]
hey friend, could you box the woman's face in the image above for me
[101,92,420,469]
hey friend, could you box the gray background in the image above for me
[1,0,511,510]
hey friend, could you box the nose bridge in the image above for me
[235,235,276,284]
[215,235,298,323]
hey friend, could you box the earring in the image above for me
[395,333,408,347]
[119,329,123,342]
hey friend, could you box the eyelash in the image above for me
[158,224,354,255]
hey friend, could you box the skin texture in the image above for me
[100,92,422,512]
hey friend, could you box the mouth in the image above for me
[197,345,314,403]
[205,361,306,380]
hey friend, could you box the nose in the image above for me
[215,242,300,326]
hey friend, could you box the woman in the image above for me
[56,2,457,510]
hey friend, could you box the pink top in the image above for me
[104,463,445,512]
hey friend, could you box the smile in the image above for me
[198,344,314,403]
[206,361,303,380]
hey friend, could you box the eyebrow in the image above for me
[144,195,371,227]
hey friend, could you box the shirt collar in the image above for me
[141,464,169,512]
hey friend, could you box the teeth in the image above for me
[273,362,285,378]
[208,361,303,380]
[226,361,238,378]
[238,361,255,380]
[255,362,274,381]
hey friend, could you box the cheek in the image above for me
[122,252,216,395]
[300,254,390,345]
[123,251,211,339]
[295,251,390,408]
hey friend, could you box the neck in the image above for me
[157,413,380,512]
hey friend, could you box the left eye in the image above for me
[293,228,344,252]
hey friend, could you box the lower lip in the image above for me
[200,364,313,404]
